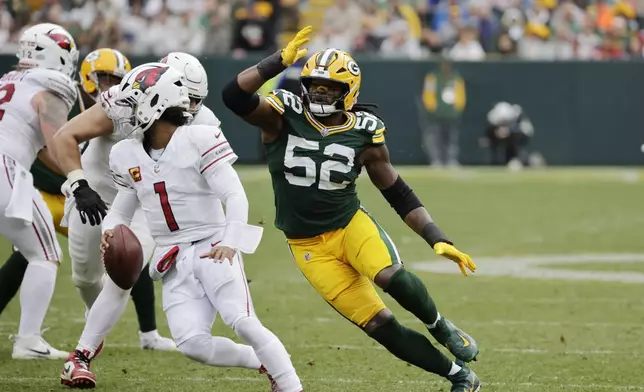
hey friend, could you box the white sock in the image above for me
[178,334,261,369]
[448,361,462,376]
[235,317,302,392]
[426,311,441,329]
[18,261,57,337]
[77,277,130,357]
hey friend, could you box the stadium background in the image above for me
[1,0,644,165]
[0,1,643,392]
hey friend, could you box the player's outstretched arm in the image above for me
[361,144,476,276]
[32,91,69,172]
[54,104,113,225]
[222,26,312,135]
[53,104,113,175]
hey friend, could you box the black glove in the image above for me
[72,180,107,226]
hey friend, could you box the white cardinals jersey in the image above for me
[0,68,76,168]
[83,85,221,204]
[109,124,237,245]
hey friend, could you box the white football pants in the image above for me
[0,155,61,263]
[0,154,61,338]
[162,239,302,392]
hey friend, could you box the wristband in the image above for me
[67,169,86,184]
[422,222,452,248]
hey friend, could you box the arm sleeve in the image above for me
[205,162,264,252]
[102,189,139,232]
[192,126,238,178]
[205,162,248,225]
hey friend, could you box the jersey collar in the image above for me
[304,111,356,136]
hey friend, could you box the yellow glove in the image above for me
[434,242,476,276]
[280,26,312,67]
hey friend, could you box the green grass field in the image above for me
[1,166,643,392]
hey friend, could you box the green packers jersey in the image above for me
[263,89,386,238]
[31,158,66,195]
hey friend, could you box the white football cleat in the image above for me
[139,330,177,351]
[12,335,68,360]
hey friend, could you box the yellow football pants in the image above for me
[39,191,67,237]
[287,208,401,328]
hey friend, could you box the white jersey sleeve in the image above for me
[24,68,77,112]
[108,141,137,194]
[186,125,238,178]
[192,105,221,127]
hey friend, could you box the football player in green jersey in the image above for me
[222,27,481,391]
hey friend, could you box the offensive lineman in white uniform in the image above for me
[53,54,224,388]
[0,23,78,360]
[61,63,303,391]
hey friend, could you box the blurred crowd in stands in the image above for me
[1,0,643,60]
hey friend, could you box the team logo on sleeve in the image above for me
[132,67,168,92]
[129,166,142,182]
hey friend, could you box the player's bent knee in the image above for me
[28,259,59,272]
[364,308,394,334]
[177,334,212,363]
[373,263,403,289]
[71,271,102,288]
[233,316,264,345]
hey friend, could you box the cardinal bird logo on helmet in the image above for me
[46,32,74,52]
[132,66,168,92]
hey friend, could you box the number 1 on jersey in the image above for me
[154,181,179,232]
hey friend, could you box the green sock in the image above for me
[384,268,438,325]
[130,269,157,333]
[368,315,451,377]
[0,251,29,314]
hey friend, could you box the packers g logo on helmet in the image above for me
[79,48,131,96]
[300,49,361,116]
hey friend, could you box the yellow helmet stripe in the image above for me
[316,48,337,69]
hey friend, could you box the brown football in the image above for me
[103,224,143,290]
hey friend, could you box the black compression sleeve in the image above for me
[381,176,452,247]
[380,176,422,218]
[221,78,260,117]
[256,51,287,81]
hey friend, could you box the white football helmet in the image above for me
[112,63,191,135]
[160,52,208,114]
[17,23,79,78]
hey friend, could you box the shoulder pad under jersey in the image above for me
[192,105,221,127]
[353,110,387,145]
[264,89,305,117]
[25,68,77,111]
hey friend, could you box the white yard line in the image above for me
[412,253,644,283]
